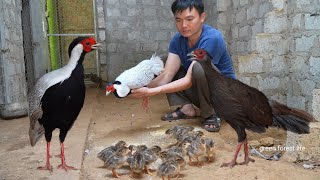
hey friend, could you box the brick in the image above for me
[252,20,263,35]
[240,0,248,6]
[295,35,315,52]
[309,56,320,76]
[270,0,285,11]
[238,54,263,73]
[232,0,240,9]
[297,0,311,8]
[256,33,288,55]
[247,3,258,20]
[142,0,156,5]
[313,89,320,121]
[292,13,302,30]
[106,8,121,17]
[236,8,246,23]
[305,14,320,30]
[239,25,249,38]
[264,12,287,33]
[258,2,272,18]
[126,0,136,5]
[217,0,230,11]
[287,95,306,110]
[258,75,280,90]
[271,55,286,72]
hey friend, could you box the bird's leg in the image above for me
[112,168,121,178]
[196,156,204,166]
[37,142,53,172]
[57,142,77,171]
[130,170,134,178]
[221,141,244,168]
[141,97,149,112]
[239,139,255,165]
[188,156,193,166]
[144,165,154,175]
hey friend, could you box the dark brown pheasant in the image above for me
[188,48,315,168]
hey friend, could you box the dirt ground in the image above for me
[0,87,319,180]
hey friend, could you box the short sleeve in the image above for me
[200,33,226,65]
[169,33,179,55]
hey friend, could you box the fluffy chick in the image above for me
[157,156,185,180]
[104,146,130,178]
[128,151,145,178]
[201,138,215,162]
[141,145,162,174]
[97,140,127,162]
[182,138,206,166]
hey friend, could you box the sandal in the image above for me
[202,115,221,132]
[161,107,194,121]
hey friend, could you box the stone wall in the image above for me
[215,0,319,120]
[96,0,174,81]
[0,0,28,118]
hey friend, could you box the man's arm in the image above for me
[131,61,196,97]
[147,53,181,88]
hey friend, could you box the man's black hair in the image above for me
[171,0,204,15]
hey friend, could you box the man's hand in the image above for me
[130,87,160,98]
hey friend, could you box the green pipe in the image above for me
[47,0,59,70]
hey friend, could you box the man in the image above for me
[131,0,236,132]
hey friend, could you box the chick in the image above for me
[128,151,145,178]
[165,126,195,146]
[157,156,185,180]
[128,144,148,155]
[127,144,148,168]
[97,140,127,162]
[182,138,206,166]
[141,145,162,174]
[104,146,130,178]
[201,138,215,162]
[160,150,186,169]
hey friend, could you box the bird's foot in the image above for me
[196,161,205,167]
[239,157,255,165]
[143,168,155,175]
[112,169,121,178]
[57,163,77,172]
[37,163,53,173]
[220,160,238,168]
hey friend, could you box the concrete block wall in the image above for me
[215,0,319,121]
[0,0,28,118]
[97,0,176,81]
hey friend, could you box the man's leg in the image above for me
[190,62,221,132]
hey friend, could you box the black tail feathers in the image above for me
[269,100,315,134]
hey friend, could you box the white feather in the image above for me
[116,53,164,88]
[114,53,164,97]
[29,44,84,115]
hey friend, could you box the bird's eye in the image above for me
[85,42,90,46]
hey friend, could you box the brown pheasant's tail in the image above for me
[269,100,315,134]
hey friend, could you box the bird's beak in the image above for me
[91,43,102,50]
[105,83,115,96]
[187,51,197,61]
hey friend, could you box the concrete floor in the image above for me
[0,88,319,180]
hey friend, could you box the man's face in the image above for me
[174,7,205,38]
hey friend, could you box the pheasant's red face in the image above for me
[80,37,98,53]
[193,49,206,60]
